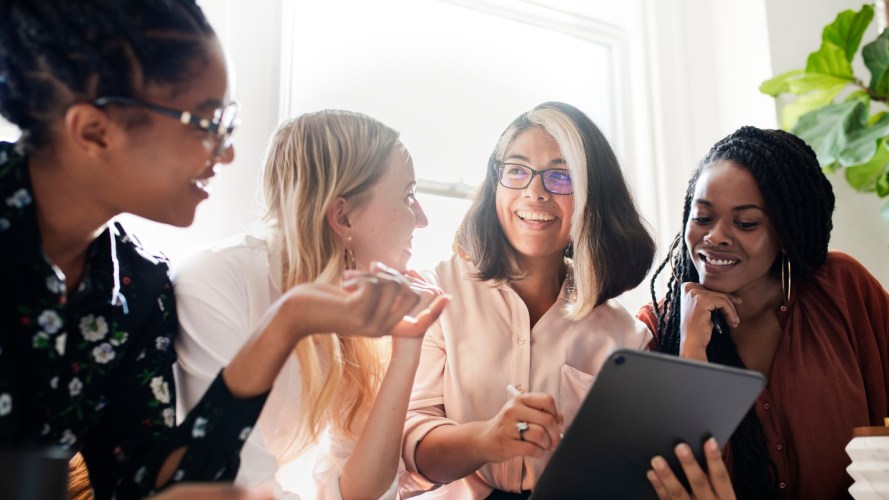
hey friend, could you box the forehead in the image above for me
[694,160,764,205]
[377,143,414,186]
[506,127,561,158]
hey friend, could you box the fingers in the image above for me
[391,294,450,337]
[674,443,717,499]
[648,455,691,500]
[703,438,735,499]
[681,282,742,327]
[505,394,562,451]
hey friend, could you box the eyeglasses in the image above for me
[91,96,239,157]
[497,163,573,195]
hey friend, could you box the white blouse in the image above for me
[173,233,397,499]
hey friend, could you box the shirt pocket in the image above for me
[559,363,596,429]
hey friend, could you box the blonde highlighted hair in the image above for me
[260,110,400,451]
[456,102,655,318]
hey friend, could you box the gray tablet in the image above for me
[530,348,765,500]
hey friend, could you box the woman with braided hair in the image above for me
[640,126,889,499]
[0,1,441,498]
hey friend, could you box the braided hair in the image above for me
[649,126,835,499]
[0,0,214,152]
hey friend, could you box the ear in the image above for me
[63,103,122,158]
[326,196,353,242]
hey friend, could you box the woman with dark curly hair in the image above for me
[640,126,889,500]
[0,1,438,498]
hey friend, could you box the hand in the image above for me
[285,262,448,340]
[647,438,736,500]
[391,269,446,356]
[679,283,742,360]
[148,483,273,500]
[478,392,564,462]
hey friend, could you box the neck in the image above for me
[29,150,111,283]
[732,274,784,321]
[510,253,565,311]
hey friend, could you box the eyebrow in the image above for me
[404,180,417,192]
[195,98,226,112]
[503,154,566,166]
[694,199,764,212]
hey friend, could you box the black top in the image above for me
[0,142,268,499]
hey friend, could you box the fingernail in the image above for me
[675,443,691,458]
[646,470,658,482]
[651,456,667,470]
[706,437,719,452]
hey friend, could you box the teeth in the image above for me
[191,178,209,190]
[517,210,555,222]
[706,256,737,266]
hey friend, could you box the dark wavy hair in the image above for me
[0,0,214,152]
[456,101,655,317]
[649,126,835,499]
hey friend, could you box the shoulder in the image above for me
[584,299,651,343]
[172,233,271,288]
[430,254,480,290]
[810,251,881,290]
[112,222,172,284]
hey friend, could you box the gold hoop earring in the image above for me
[780,252,792,312]
[344,233,356,271]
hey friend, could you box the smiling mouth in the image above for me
[700,254,739,266]
[517,210,556,223]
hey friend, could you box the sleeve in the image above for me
[635,303,659,351]
[79,274,267,499]
[400,320,458,493]
[173,248,290,493]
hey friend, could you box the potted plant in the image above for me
[760,4,889,221]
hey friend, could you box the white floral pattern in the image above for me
[79,314,108,341]
[0,393,11,416]
[162,407,175,428]
[155,336,171,351]
[0,218,9,231]
[55,333,66,356]
[59,429,77,448]
[68,377,83,397]
[5,188,31,208]
[192,417,208,438]
[45,275,63,294]
[38,310,63,334]
[92,343,115,364]
[150,376,170,404]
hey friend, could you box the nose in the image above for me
[522,172,550,200]
[413,197,429,228]
[703,219,732,246]
[215,142,236,165]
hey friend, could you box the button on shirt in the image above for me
[401,256,651,499]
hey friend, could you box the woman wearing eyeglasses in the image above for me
[400,102,656,499]
[0,2,437,499]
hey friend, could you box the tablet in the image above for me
[530,348,765,500]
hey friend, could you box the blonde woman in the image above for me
[174,110,448,499]
[401,102,655,499]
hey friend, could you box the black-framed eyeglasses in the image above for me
[91,96,239,157]
[497,162,573,195]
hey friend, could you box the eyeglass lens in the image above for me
[500,164,572,194]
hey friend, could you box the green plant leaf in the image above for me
[806,42,854,78]
[847,89,871,103]
[845,140,889,191]
[863,29,889,97]
[823,161,843,174]
[760,69,804,96]
[792,100,867,165]
[780,83,848,129]
[823,5,874,61]
[839,113,889,166]
[878,170,889,197]
[788,72,854,93]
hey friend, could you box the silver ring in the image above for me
[516,421,529,441]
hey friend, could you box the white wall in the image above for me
[764,0,889,288]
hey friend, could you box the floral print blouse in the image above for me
[0,142,268,499]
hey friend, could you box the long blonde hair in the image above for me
[261,110,399,450]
